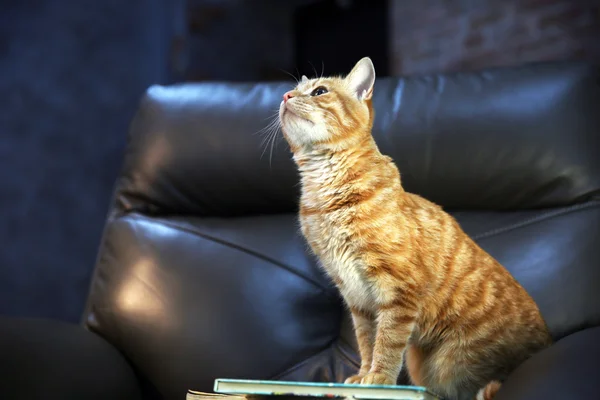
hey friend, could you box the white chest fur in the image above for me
[334,258,375,313]
[301,212,376,313]
[297,150,378,313]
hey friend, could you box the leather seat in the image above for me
[2,61,599,400]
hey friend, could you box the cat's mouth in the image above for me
[282,106,313,125]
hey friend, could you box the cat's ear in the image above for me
[346,57,375,101]
[301,75,308,83]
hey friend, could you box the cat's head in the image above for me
[279,57,376,152]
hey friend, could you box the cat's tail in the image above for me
[475,381,502,400]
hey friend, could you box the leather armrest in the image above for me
[0,316,141,400]
[497,326,600,400]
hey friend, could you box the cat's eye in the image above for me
[310,86,328,96]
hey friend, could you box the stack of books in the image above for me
[187,379,441,400]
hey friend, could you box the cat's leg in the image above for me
[421,338,505,400]
[404,344,425,386]
[475,381,501,400]
[360,301,418,385]
[344,307,376,384]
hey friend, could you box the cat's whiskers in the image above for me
[256,112,283,167]
[278,69,299,85]
[308,61,319,80]
[256,112,279,140]
[266,129,281,167]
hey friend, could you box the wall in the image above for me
[390,0,600,75]
[0,0,171,322]
[183,0,386,82]
[185,0,298,81]
[184,0,599,80]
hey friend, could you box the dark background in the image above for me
[1,0,599,323]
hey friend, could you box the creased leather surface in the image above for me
[116,61,600,217]
[85,204,600,398]
[87,213,343,400]
[84,61,600,400]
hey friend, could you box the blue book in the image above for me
[186,378,442,400]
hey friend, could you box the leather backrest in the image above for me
[83,61,600,400]
[115,61,600,218]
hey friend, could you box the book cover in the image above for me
[186,378,442,400]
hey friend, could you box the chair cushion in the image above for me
[84,202,600,398]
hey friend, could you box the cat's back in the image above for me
[399,192,552,341]
[398,191,545,317]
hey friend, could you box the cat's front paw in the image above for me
[360,372,395,385]
[344,374,364,384]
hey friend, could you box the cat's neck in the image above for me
[294,135,377,172]
[293,135,398,198]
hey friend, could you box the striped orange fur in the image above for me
[278,58,552,400]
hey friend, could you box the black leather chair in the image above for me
[2,61,600,400]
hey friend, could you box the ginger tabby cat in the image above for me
[277,57,553,400]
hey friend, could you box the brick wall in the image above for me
[390,0,600,75]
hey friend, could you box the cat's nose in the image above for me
[283,91,294,103]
